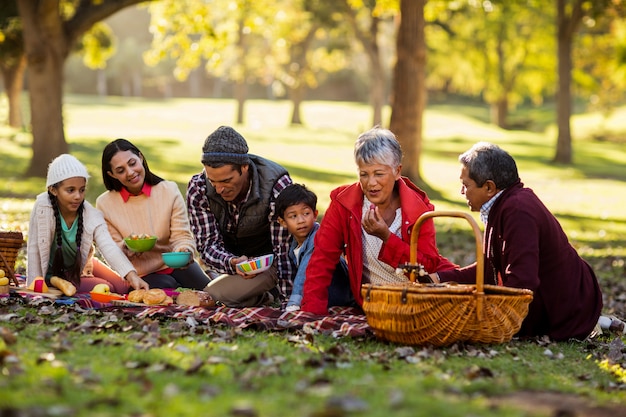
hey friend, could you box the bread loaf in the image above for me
[176,290,215,307]
[128,289,147,303]
[143,288,167,305]
[50,276,77,296]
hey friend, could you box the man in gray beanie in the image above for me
[187,126,294,307]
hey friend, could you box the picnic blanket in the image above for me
[4,275,373,339]
[105,304,372,338]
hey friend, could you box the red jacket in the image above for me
[301,178,457,314]
[438,181,603,341]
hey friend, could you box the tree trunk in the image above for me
[493,18,507,129]
[290,84,305,125]
[554,0,583,164]
[370,55,385,127]
[132,72,142,96]
[492,97,508,129]
[235,80,246,125]
[364,16,385,127]
[344,3,385,127]
[96,68,107,96]
[17,0,69,177]
[389,0,426,183]
[287,25,317,126]
[234,13,248,125]
[0,54,26,128]
[16,0,153,177]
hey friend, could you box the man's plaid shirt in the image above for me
[186,170,294,298]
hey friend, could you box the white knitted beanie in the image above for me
[46,154,90,187]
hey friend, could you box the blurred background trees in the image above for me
[1,0,626,181]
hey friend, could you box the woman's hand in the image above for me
[173,247,194,268]
[123,246,142,259]
[125,271,149,290]
[362,204,391,241]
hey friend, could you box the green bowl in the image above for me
[124,236,157,252]
[161,252,192,268]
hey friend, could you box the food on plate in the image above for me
[92,283,110,294]
[127,288,170,305]
[128,288,147,303]
[143,288,168,305]
[28,276,49,293]
[176,290,215,307]
[124,234,157,252]
[128,233,153,240]
[50,276,77,296]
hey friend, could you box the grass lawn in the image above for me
[1,95,626,416]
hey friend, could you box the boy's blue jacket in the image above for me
[286,222,320,307]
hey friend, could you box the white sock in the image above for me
[598,316,612,330]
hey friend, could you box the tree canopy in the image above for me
[2,0,626,177]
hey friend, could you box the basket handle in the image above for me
[409,211,484,293]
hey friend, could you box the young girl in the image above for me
[27,154,149,294]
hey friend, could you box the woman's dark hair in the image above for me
[102,138,164,191]
[48,191,84,287]
[275,184,317,219]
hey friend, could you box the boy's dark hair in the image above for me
[275,184,317,219]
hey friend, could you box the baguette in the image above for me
[50,276,77,296]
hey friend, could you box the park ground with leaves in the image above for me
[1,96,626,416]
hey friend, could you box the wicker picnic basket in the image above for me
[0,231,24,287]
[361,211,534,346]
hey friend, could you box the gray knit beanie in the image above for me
[201,126,251,166]
[46,154,90,187]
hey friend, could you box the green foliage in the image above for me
[574,8,626,117]
[0,0,23,63]
[146,0,275,82]
[145,0,349,97]
[75,22,116,69]
[426,0,556,116]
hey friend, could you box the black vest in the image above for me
[206,155,288,257]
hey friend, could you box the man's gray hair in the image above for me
[459,142,519,189]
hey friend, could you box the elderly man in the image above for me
[187,126,293,307]
[435,142,606,341]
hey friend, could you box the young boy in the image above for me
[276,184,351,312]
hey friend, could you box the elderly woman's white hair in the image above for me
[354,127,403,169]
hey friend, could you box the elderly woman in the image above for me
[300,127,456,315]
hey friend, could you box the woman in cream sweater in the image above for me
[96,139,210,290]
